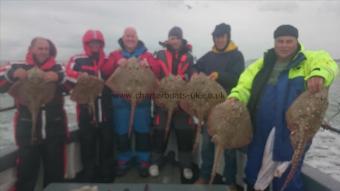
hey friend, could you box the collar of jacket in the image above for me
[159,39,191,55]
[118,38,147,58]
[264,43,306,70]
[289,43,306,68]
[212,41,238,53]
[25,52,56,71]
[247,43,306,119]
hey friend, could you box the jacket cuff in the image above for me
[305,67,333,87]
[57,72,65,84]
[228,90,249,104]
[5,68,17,83]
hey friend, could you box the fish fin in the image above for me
[281,132,305,191]
[210,144,223,184]
[128,102,136,138]
[164,109,173,142]
[192,122,202,153]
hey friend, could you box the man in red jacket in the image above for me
[65,30,114,182]
[150,26,196,183]
[104,27,160,177]
[0,37,67,191]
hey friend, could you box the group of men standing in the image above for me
[0,23,338,191]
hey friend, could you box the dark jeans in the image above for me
[15,142,64,191]
[78,104,115,182]
[151,106,195,168]
[200,127,237,185]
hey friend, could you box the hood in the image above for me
[212,41,238,53]
[25,38,57,70]
[82,30,105,56]
[82,30,106,67]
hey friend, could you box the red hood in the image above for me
[82,30,106,68]
[25,39,57,70]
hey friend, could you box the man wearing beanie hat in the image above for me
[274,24,299,39]
[228,24,338,191]
[192,23,245,189]
[168,26,183,39]
[212,23,231,40]
[150,26,196,183]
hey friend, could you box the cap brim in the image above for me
[212,31,226,37]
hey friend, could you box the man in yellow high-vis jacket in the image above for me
[227,25,338,191]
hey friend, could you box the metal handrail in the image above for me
[0,105,16,112]
[321,122,340,134]
[1,104,340,134]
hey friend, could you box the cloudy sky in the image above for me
[0,0,339,62]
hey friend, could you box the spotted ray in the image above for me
[70,74,104,120]
[105,58,158,137]
[208,100,253,184]
[154,74,186,141]
[281,89,329,191]
[9,67,56,144]
[179,73,227,151]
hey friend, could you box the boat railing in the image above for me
[1,100,340,191]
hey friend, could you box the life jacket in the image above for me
[66,30,106,82]
[156,39,192,79]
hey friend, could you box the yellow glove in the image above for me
[209,72,219,80]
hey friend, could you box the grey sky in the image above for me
[0,0,339,62]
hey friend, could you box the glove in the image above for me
[209,72,219,80]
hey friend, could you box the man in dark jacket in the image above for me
[0,37,67,191]
[193,23,245,187]
[149,26,196,183]
[65,30,114,182]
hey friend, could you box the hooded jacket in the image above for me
[155,39,193,80]
[65,30,106,85]
[65,30,112,124]
[0,39,67,146]
[193,41,245,93]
